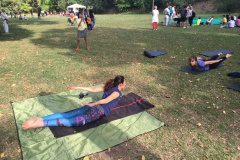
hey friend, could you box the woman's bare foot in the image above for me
[22,117,44,130]
[218,52,223,57]
[86,46,90,51]
[226,54,232,58]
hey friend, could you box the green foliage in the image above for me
[0,0,21,12]
[216,0,240,12]
[115,0,131,11]
[20,2,32,13]
[1,0,240,13]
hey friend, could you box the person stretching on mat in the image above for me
[189,52,232,72]
[22,75,126,130]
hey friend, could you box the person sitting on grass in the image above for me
[189,52,232,72]
[75,12,89,51]
[22,75,126,130]
[195,17,202,26]
[23,15,28,20]
[236,15,240,27]
[227,16,235,28]
[206,16,214,25]
[220,15,227,26]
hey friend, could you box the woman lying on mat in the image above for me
[189,52,232,72]
[22,75,126,130]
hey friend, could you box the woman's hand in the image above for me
[82,102,96,107]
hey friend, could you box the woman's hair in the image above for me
[189,55,197,63]
[231,16,234,20]
[104,75,125,92]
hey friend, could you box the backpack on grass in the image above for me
[192,11,196,18]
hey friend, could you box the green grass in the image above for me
[0,14,240,159]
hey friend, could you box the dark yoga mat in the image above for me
[200,49,234,57]
[228,83,240,92]
[49,92,154,138]
[144,50,167,58]
[227,72,240,78]
[181,63,223,75]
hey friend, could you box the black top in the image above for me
[89,9,94,18]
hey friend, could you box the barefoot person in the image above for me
[75,12,89,51]
[22,76,126,130]
[189,53,232,71]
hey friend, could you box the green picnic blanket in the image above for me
[12,89,164,160]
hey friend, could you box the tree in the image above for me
[0,0,22,12]
[20,2,32,12]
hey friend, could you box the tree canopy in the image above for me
[0,0,239,13]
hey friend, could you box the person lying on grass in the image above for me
[22,75,126,130]
[189,52,232,72]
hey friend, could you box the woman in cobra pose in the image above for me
[22,75,126,130]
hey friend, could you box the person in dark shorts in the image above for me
[75,12,89,51]
[180,5,187,28]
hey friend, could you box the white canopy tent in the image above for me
[67,4,86,13]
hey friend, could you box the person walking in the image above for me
[1,9,9,33]
[152,5,159,30]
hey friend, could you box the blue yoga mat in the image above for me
[228,83,240,92]
[144,50,167,58]
[200,49,234,57]
[181,63,223,75]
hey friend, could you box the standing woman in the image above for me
[152,5,159,30]
[75,12,89,51]
[1,9,9,33]
[22,75,126,130]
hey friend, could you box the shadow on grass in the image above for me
[0,19,60,41]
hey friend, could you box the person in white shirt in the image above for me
[163,5,170,26]
[206,16,214,25]
[152,5,159,30]
[1,9,9,33]
[228,16,235,28]
[24,15,28,20]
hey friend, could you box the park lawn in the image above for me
[0,14,239,159]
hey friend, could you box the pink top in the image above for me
[236,19,240,27]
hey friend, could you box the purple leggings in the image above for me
[43,105,104,127]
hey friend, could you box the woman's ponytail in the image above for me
[104,79,114,92]
[104,75,125,92]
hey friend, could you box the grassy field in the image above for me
[0,14,239,159]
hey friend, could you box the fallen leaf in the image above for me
[223,110,226,114]
[142,155,146,160]
[18,148,21,153]
[0,153,4,158]
[197,123,202,126]
[108,148,111,152]
[83,156,89,160]
[237,146,240,150]
[11,84,16,87]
